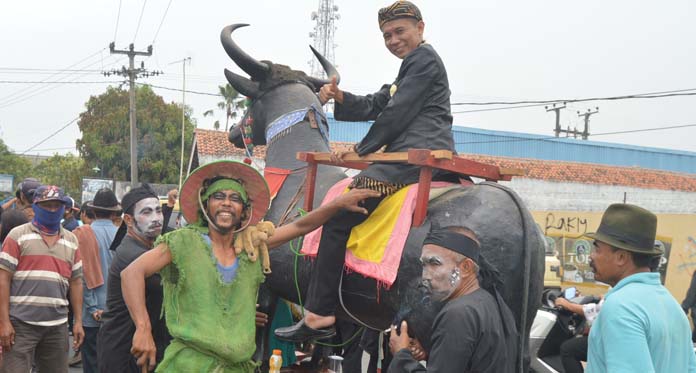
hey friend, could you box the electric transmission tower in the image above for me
[309,0,340,79]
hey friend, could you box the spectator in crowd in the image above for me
[80,202,95,226]
[555,293,603,373]
[0,185,84,373]
[682,270,696,342]
[0,210,29,244]
[2,178,41,221]
[62,197,80,231]
[79,188,120,373]
[586,203,696,372]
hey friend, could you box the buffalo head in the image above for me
[220,24,340,148]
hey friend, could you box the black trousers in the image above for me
[560,335,588,373]
[304,196,384,316]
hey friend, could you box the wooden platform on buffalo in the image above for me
[296,149,525,227]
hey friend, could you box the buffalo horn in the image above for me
[224,69,261,98]
[220,24,270,80]
[306,45,341,91]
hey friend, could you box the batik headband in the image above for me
[378,1,423,28]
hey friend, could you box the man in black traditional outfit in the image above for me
[388,227,518,373]
[276,0,458,342]
[96,184,170,372]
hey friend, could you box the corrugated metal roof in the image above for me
[326,114,696,174]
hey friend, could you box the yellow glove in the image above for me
[233,221,276,274]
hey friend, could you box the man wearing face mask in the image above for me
[0,185,84,373]
[97,183,169,373]
[388,227,517,373]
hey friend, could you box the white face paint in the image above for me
[420,244,461,302]
[130,197,163,240]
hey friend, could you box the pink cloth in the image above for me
[301,179,456,288]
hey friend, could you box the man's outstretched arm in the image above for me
[268,188,380,249]
[121,243,172,371]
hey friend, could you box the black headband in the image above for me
[423,229,480,264]
[109,183,159,251]
[121,183,159,215]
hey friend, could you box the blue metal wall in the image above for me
[326,114,696,174]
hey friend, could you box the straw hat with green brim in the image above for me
[180,160,270,227]
[584,203,661,255]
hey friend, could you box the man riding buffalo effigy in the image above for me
[275,0,461,343]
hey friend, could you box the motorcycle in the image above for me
[529,287,600,373]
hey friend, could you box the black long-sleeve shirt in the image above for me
[335,43,456,185]
[388,289,517,373]
[682,271,696,314]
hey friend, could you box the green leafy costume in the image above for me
[155,224,264,372]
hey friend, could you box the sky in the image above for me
[1,0,695,158]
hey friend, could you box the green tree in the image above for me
[76,85,195,184]
[0,139,32,183]
[31,154,89,202]
[0,139,32,199]
[203,84,246,131]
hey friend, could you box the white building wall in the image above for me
[501,178,696,214]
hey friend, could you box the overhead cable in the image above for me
[453,123,696,146]
[20,117,79,154]
[133,0,148,43]
[151,0,173,45]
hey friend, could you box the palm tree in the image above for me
[203,84,246,132]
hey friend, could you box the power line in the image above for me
[151,0,173,45]
[0,67,105,73]
[453,103,548,114]
[0,48,106,104]
[0,56,125,109]
[454,123,696,146]
[133,0,148,43]
[138,83,222,97]
[20,117,79,154]
[452,92,696,114]
[113,0,122,41]
[451,88,696,106]
[0,80,122,84]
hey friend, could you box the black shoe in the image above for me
[274,319,336,343]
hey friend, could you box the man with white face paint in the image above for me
[97,184,169,373]
[388,227,518,373]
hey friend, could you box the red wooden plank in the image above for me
[303,154,318,212]
[413,165,432,227]
[407,149,504,181]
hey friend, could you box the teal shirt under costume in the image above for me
[586,272,696,373]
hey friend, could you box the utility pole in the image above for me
[545,102,566,137]
[104,42,160,185]
[577,107,599,140]
[170,57,191,192]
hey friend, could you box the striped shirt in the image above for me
[0,223,82,326]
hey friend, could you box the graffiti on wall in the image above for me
[544,213,588,235]
[543,212,673,285]
[677,236,696,273]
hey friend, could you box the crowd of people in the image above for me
[0,1,695,372]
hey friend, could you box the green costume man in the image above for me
[121,160,380,371]
[121,161,273,372]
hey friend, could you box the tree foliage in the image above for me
[0,139,32,183]
[203,84,246,132]
[31,154,89,201]
[76,85,195,184]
